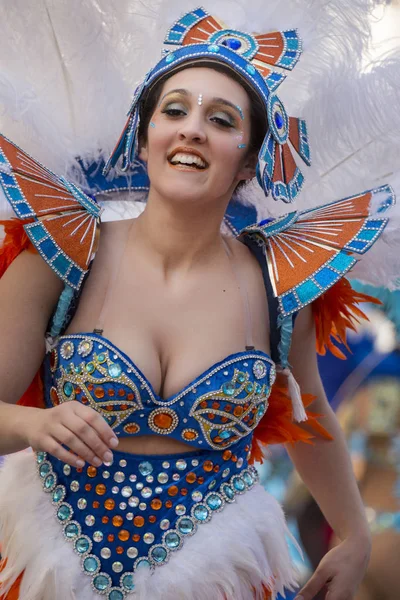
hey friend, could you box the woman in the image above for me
[0,7,389,600]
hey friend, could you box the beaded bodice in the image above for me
[44,332,276,451]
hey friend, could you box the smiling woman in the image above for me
[0,5,395,600]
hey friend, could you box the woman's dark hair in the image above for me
[138,61,267,189]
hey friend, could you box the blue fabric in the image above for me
[44,332,276,450]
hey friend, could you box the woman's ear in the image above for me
[138,142,148,162]
[237,152,257,181]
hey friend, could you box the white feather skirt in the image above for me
[0,450,299,600]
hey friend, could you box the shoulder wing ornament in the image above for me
[0,134,101,290]
[239,185,395,317]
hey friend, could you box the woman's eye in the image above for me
[210,113,235,128]
[161,103,187,117]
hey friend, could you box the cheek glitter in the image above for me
[150,122,156,128]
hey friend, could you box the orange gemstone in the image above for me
[121,404,128,410]
[85,484,92,492]
[108,389,115,397]
[134,516,144,527]
[133,534,140,542]
[214,465,220,473]
[165,500,173,509]
[87,466,97,478]
[124,423,139,434]
[88,384,94,391]
[118,530,130,542]
[180,488,188,496]
[183,430,197,441]
[93,501,100,509]
[151,499,162,510]
[118,389,125,397]
[81,398,88,404]
[221,417,229,423]
[116,546,124,554]
[112,515,124,527]
[154,413,173,429]
[75,388,81,394]
[102,516,109,524]
[104,499,115,510]
[232,455,237,462]
[197,476,204,484]
[76,467,83,474]
[96,484,106,496]
[168,486,178,497]
[212,402,220,409]
[225,404,232,412]
[213,436,223,444]
[208,413,215,420]
[223,450,232,461]
[94,387,105,399]
[244,415,249,422]
[149,515,156,523]
[245,445,250,452]
[127,393,134,400]
[186,472,196,484]
[200,401,207,408]
[234,406,244,417]
[50,387,60,406]
[203,460,213,472]
[106,405,113,412]
[107,534,114,542]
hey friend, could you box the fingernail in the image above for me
[109,437,119,448]
[93,457,102,467]
[103,451,113,463]
[76,459,85,468]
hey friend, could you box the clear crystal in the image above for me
[175,504,186,515]
[93,531,103,542]
[77,498,87,509]
[112,561,123,573]
[114,471,125,483]
[127,547,138,559]
[100,547,111,559]
[128,496,139,507]
[157,473,168,484]
[102,471,110,479]
[192,491,203,502]
[160,519,170,530]
[143,533,155,544]
[70,480,79,492]
[85,515,95,526]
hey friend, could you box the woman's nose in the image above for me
[177,113,206,144]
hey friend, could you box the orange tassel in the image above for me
[312,277,381,359]
[250,372,333,464]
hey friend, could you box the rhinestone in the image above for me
[78,340,93,357]
[237,372,246,383]
[114,471,125,483]
[243,471,254,486]
[176,504,186,516]
[121,486,133,498]
[75,536,91,555]
[39,462,51,478]
[246,64,256,74]
[83,555,99,573]
[85,515,95,526]
[112,561,123,573]
[121,573,135,592]
[63,465,71,476]
[128,497,139,507]
[109,363,122,378]
[178,517,194,535]
[112,486,119,494]
[193,505,209,521]
[191,459,199,467]
[77,498,87,509]
[44,474,55,490]
[237,458,244,468]
[206,494,223,510]
[129,474,137,482]
[176,459,187,470]
[138,461,153,476]
[119,459,127,468]
[139,503,147,511]
[222,468,230,478]
[93,531,103,542]
[233,477,245,492]
[64,522,80,538]
[104,458,114,467]
[70,480,80,492]
[208,480,216,490]
[223,370,229,376]
[165,531,180,549]
[103,471,110,479]
[141,487,152,499]
[86,362,95,374]
[162,461,170,469]
[222,484,235,500]
[136,482,144,491]
[127,547,138,559]
[157,473,168,484]
[61,341,74,359]
[101,547,112,559]
[155,486,163,494]
[222,382,235,396]
[93,574,110,591]
[166,53,175,63]
[206,380,211,386]
[246,382,254,393]
[143,532,155,544]
[36,452,47,464]
[53,486,65,503]
[192,491,203,502]
[146,475,154,483]
[151,546,168,563]
[172,473,180,481]
[208,44,220,52]
[160,519,170,530]
[222,37,242,50]
[126,512,134,520]
[119,502,127,510]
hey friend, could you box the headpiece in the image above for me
[103,7,311,204]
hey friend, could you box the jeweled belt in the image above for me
[35,439,258,599]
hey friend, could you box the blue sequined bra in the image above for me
[43,238,276,452]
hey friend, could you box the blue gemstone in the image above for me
[97,353,106,363]
[222,484,235,500]
[257,403,266,417]
[93,574,111,591]
[83,556,99,573]
[109,363,122,378]
[246,64,256,75]
[44,474,55,489]
[275,111,284,130]
[193,505,209,521]
[109,590,124,600]
[76,537,90,554]
[63,382,74,397]
[206,494,223,510]
[86,362,95,374]
[166,53,175,63]
[245,382,254,393]
[243,471,254,486]
[57,504,72,521]
[136,558,151,569]
[165,532,180,549]
[39,462,51,478]
[208,44,220,53]
[222,37,242,50]
[53,486,65,503]
[237,372,246,384]
[220,430,232,440]
[255,383,262,395]
[36,452,46,464]
[178,518,194,535]
[222,382,235,396]
[151,546,168,563]
[64,522,79,538]
[121,574,135,591]
[233,477,245,492]
[138,461,153,476]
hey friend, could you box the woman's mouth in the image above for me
[167,150,208,171]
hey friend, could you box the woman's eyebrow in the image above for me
[160,88,189,103]
[160,90,244,119]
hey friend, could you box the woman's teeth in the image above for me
[169,152,207,169]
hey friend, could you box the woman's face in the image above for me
[140,67,254,208]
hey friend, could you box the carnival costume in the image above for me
[0,2,400,599]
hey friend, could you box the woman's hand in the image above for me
[23,402,119,468]
[295,534,371,600]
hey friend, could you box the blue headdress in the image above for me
[103,7,311,204]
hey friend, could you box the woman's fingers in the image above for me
[73,402,119,451]
[53,424,105,467]
[42,435,86,468]
[61,409,115,464]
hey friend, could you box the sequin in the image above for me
[129,474,137,482]
[85,515,95,526]
[119,502,127,510]
[160,519,170,530]
[172,473,180,482]
[186,472,196,484]
[134,516,144,527]
[203,460,213,472]
[157,472,168,484]
[112,561,123,573]
[139,502,147,511]
[112,515,124,527]
[114,471,125,483]
[175,504,186,516]
[121,486,132,498]
[168,485,178,497]
[104,499,115,510]
[138,461,153,476]
[96,484,106,495]
[87,466,97,478]
[143,532,155,544]
[127,547,138,559]
[128,496,139,507]
[77,498,87,510]
[191,459,199,467]
[141,487,152,499]
[93,531,103,542]
[100,547,112,559]
[162,461,170,469]
[192,491,203,502]
[136,482,144,491]
[175,459,187,470]
[102,471,110,479]
[146,475,154,483]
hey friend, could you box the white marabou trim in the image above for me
[0,451,299,600]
